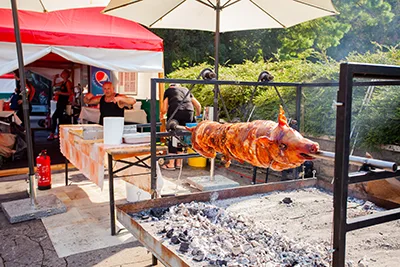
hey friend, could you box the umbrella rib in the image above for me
[222,0,242,9]
[249,0,286,28]
[103,0,144,13]
[294,0,338,14]
[149,0,187,27]
[196,0,216,9]
[39,0,47,12]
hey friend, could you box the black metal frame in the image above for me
[333,62,400,266]
[150,77,400,195]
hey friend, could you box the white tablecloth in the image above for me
[79,106,147,124]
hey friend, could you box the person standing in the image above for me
[47,69,73,140]
[12,70,35,125]
[83,81,136,125]
[160,83,201,170]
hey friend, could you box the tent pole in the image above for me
[210,0,221,181]
[10,0,37,206]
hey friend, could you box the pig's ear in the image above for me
[278,105,288,127]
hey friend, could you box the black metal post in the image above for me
[152,255,158,266]
[65,157,69,186]
[150,79,158,266]
[213,1,220,121]
[333,63,353,266]
[150,79,157,197]
[296,85,302,128]
[265,168,269,183]
[108,154,116,236]
[252,167,257,184]
[10,0,36,206]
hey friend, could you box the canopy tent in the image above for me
[0,7,164,76]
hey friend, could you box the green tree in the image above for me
[154,1,398,74]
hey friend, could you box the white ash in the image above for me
[140,201,332,266]
[133,188,388,266]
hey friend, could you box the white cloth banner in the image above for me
[0,42,163,76]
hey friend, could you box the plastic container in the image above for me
[187,148,207,168]
[184,122,197,145]
[125,182,151,202]
[103,117,124,145]
[123,132,151,144]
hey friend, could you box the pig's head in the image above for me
[256,106,319,168]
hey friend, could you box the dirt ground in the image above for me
[220,188,400,267]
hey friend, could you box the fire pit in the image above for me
[116,179,399,266]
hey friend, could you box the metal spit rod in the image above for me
[313,150,398,172]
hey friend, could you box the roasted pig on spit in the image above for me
[187,106,320,171]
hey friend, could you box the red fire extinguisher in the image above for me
[37,150,51,190]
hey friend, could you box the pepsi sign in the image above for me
[90,66,111,96]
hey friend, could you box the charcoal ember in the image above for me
[216,259,228,266]
[188,207,198,215]
[203,207,219,220]
[171,235,180,244]
[178,233,188,242]
[179,242,190,253]
[166,229,174,238]
[193,250,205,262]
[231,245,243,256]
[281,197,293,204]
[157,228,167,234]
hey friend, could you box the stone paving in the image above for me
[0,173,156,267]
[0,163,277,267]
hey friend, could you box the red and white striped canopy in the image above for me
[0,7,164,75]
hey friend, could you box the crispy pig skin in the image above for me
[188,106,319,171]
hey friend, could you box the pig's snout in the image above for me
[307,143,319,154]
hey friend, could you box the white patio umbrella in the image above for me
[103,0,338,179]
[2,0,110,206]
[104,0,338,118]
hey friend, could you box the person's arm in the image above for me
[84,93,102,105]
[192,97,202,117]
[160,97,169,118]
[113,94,136,108]
[56,80,73,96]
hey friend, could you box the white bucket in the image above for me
[103,117,124,145]
[125,182,151,202]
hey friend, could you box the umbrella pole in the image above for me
[210,1,221,181]
[10,0,37,206]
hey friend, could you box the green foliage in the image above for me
[355,86,400,148]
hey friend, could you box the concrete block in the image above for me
[187,175,240,191]
[1,194,67,224]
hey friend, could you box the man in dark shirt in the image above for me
[83,82,136,125]
[160,83,201,170]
